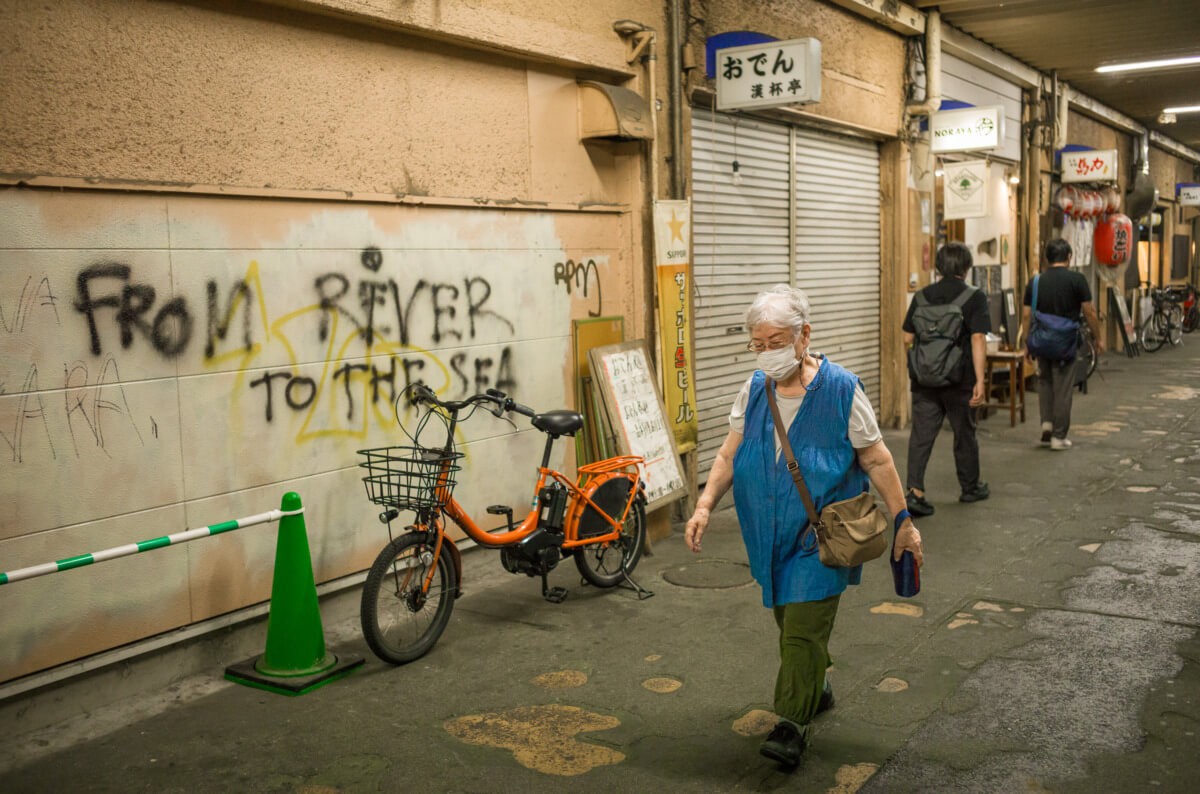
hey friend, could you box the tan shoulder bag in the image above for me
[766,379,889,568]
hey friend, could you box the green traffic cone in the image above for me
[225,492,363,695]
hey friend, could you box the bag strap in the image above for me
[950,284,976,308]
[765,379,822,529]
[1032,274,1040,316]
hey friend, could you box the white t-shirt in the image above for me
[728,371,883,457]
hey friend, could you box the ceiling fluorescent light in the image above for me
[1162,105,1200,114]
[1096,55,1200,73]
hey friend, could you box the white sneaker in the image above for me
[1040,422,1053,446]
[1050,437,1073,451]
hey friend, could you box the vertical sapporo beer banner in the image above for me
[653,199,698,453]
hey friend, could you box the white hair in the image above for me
[745,284,811,336]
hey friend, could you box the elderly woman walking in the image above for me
[685,284,923,766]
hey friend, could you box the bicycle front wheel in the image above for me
[361,532,457,664]
[1141,312,1166,352]
[574,482,646,588]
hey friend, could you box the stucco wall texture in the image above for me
[0,0,653,204]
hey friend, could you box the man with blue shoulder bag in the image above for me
[1022,239,1104,450]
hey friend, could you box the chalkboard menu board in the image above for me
[589,341,687,513]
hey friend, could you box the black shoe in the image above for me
[760,721,809,766]
[905,490,935,517]
[816,680,835,715]
[959,482,990,503]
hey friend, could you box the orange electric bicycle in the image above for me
[356,384,650,665]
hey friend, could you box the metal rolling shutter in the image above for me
[793,127,882,408]
[692,108,791,476]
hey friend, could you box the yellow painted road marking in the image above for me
[826,762,880,794]
[445,705,624,776]
[870,602,924,617]
[532,670,588,689]
[732,709,779,736]
[642,677,683,693]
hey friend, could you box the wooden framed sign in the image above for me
[588,341,687,514]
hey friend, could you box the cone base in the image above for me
[224,653,364,696]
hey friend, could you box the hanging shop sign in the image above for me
[930,106,1003,153]
[1177,183,1200,206]
[1061,149,1118,183]
[715,38,821,111]
[652,199,698,453]
[943,159,989,220]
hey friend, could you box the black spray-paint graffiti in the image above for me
[75,263,193,358]
[250,348,517,423]
[1,356,144,464]
[74,251,516,360]
[1,274,61,335]
[553,258,602,317]
[59,248,523,434]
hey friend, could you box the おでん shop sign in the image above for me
[716,38,821,111]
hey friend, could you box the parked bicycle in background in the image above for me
[1140,286,1184,352]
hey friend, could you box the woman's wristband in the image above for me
[894,509,912,531]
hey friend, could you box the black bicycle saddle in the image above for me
[532,410,584,437]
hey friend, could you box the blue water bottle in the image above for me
[891,510,920,597]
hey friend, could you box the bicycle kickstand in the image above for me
[541,573,568,604]
[617,567,655,600]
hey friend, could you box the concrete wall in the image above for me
[0,0,653,683]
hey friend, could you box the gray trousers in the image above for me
[1037,356,1078,439]
[906,385,981,493]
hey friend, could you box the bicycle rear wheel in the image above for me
[573,479,646,587]
[1080,334,1097,381]
[361,532,456,664]
[1141,312,1167,352]
[1168,305,1184,346]
[1183,305,1200,333]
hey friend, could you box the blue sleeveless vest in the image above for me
[732,358,870,608]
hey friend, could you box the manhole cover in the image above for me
[662,559,753,589]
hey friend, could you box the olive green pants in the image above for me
[772,593,841,725]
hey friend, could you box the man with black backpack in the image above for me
[901,242,991,517]
[1022,238,1104,451]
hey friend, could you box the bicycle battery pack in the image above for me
[538,483,568,532]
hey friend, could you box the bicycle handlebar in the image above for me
[408,384,536,419]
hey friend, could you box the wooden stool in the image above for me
[981,351,1026,427]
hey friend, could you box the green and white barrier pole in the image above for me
[3,493,364,696]
[0,510,296,586]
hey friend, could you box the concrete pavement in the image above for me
[5,342,1200,793]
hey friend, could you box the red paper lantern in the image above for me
[1054,186,1075,215]
[1094,213,1133,266]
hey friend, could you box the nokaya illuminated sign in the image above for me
[930,106,1004,153]
[716,38,821,111]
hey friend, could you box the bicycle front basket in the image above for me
[357,446,464,512]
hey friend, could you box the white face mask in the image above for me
[757,345,801,380]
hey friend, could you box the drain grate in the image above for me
[662,558,754,589]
